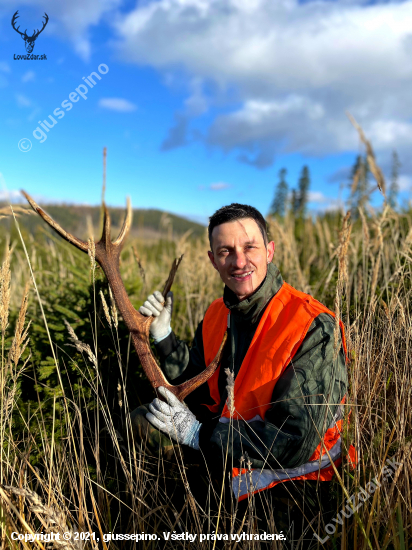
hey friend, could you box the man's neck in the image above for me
[223,263,283,324]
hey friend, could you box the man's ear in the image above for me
[267,241,275,263]
[207,250,219,271]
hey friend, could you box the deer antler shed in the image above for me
[21,191,227,402]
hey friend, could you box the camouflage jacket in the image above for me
[155,263,347,470]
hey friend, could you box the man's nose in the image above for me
[232,249,248,268]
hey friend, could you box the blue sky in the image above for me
[1,0,412,225]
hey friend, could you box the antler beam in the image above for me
[21,190,226,402]
[11,11,25,36]
[32,13,49,39]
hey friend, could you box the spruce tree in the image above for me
[388,150,400,209]
[291,189,299,215]
[270,168,288,218]
[349,154,370,219]
[297,165,310,218]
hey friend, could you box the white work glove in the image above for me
[138,290,173,343]
[147,387,201,450]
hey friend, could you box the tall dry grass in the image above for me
[0,125,411,549]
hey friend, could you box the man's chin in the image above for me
[230,280,257,301]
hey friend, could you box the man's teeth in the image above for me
[234,272,252,278]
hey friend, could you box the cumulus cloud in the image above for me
[398,175,412,192]
[112,0,412,167]
[307,190,344,212]
[98,98,137,112]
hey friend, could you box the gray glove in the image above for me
[138,290,173,343]
[147,387,201,450]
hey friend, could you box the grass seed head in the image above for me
[87,237,96,283]
[64,320,97,369]
[224,367,235,417]
[108,286,118,328]
[100,290,112,328]
[8,282,31,368]
[0,247,11,335]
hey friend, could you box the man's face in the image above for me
[208,218,275,301]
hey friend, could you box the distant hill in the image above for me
[2,202,206,240]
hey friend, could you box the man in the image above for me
[133,203,351,545]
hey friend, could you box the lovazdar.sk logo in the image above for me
[12,10,48,60]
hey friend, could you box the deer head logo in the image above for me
[11,10,49,54]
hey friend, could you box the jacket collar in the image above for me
[223,262,284,325]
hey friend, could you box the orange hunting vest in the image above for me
[202,282,356,501]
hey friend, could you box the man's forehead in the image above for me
[211,218,263,243]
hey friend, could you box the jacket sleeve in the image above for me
[154,322,224,423]
[155,321,207,383]
[208,312,348,470]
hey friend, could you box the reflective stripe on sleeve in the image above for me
[232,437,342,499]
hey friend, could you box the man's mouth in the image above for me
[231,271,253,281]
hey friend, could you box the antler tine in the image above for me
[162,255,183,299]
[11,11,24,36]
[21,190,88,253]
[100,203,113,247]
[33,13,49,38]
[113,197,132,247]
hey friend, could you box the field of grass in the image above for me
[0,147,411,548]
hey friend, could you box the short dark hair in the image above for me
[208,203,269,251]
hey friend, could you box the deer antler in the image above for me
[32,13,49,40]
[21,191,226,402]
[11,11,25,36]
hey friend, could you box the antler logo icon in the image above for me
[11,10,49,54]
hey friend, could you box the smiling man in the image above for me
[134,203,352,546]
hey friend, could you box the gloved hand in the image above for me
[138,290,173,342]
[146,387,201,450]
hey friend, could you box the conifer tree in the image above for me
[388,150,401,209]
[349,154,370,218]
[270,168,288,217]
[297,165,310,217]
[291,189,299,215]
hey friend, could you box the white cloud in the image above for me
[209,182,232,191]
[398,175,412,192]
[112,0,412,167]
[16,94,32,108]
[308,191,329,204]
[307,190,344,213]
[198,181,232,191]
[305,189,345,213]
[98,98,137,112]
[0,190,27,203]
[22,71,35,83]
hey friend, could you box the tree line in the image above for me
[269,150,402,219]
